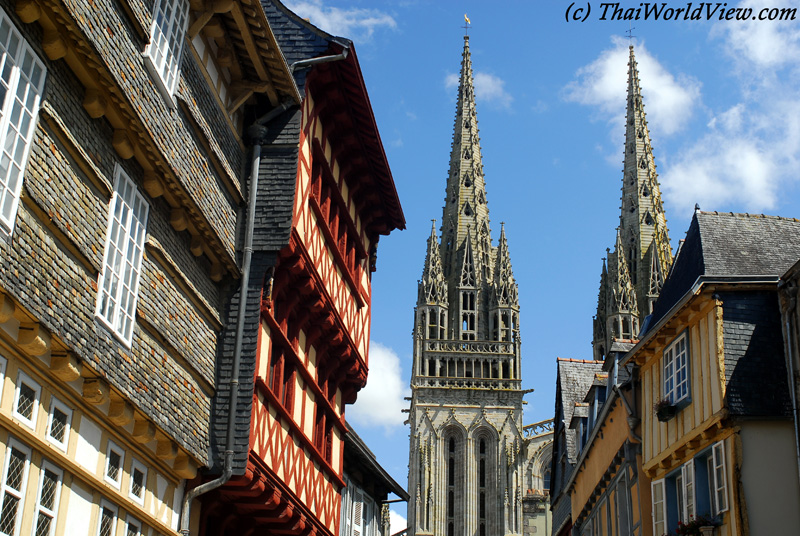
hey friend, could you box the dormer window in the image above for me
[144,0,190,99]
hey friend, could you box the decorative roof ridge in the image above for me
[698,210,800,222]
[556,357,600,364]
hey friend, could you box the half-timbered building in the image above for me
[0,0,300,534]
[199,1,404,535]
[626,210,800,536]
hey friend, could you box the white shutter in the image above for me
[712,441,729,513]
[352,489,364,536]
[651,479,666,536]
[681,459,695,521]
[342,478,352,536]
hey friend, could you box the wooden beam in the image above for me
[0,293,15,323]
[229,2,278,105]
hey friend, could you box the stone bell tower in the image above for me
[406,35,525,536]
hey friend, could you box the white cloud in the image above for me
[445,71,514,109]
[712,0,800,71]
[660,2,800,218]
[348,342,410,433]
[563,36,701,138]
[389,509,408,534]
[284,0,396,40]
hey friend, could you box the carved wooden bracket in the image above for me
[133,418,156,444]
[17,323,51,355]
[157,439,178,461]
[174,455,198,479]
[112,129,135,159]
[108,400,134,426]
[82,88,107,119]
[83,378,111,405]
[50,352,81,382]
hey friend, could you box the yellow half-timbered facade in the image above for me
[626,211,800,536]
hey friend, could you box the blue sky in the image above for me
[283,0,800,528]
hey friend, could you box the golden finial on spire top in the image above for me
[463,13,471,36]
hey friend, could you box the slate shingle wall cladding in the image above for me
[0,0,253,464]
[550,494,572,535]
[720,291,792,418]
[210,130,300,473]
[126,0,156,42]
[1,205,210,461]
[210,251,277,473]
[60,0,240,256]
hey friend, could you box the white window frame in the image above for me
[12,370,40,430]
[45,396,72,452]
[125,515,141,536]
[680,459,695,523]
[0,8,46,238]
[711,441,729,514]
[651,479,666,536]
[95,164,149,346]
[95,500,117,536]
[32,460,62,536]
[128,458,147,505]
[0,438,31,536]
[143,0,189,101]
[663,332,690,404]
[104,440,124,490]
[0,354,7,400]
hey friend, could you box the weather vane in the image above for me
[626,23,636,44]
[463,13,471,35]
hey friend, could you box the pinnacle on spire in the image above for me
[420,220,448,306]
[492,225,518,307]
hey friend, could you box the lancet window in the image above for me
[460,291,476,340]
[479,438,487,536]
[425,308,447,340]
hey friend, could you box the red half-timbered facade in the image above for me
[198,2,404,535]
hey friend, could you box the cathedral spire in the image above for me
[620,45,672,314]
[408,36,525,536]
[441,35,491,282]
[594,45,674,360]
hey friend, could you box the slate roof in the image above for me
[261,0,346,91]
[650,211,800,329]
[262,0,405,233]
[344,423,409,501]
[555,359,604,464]
[642,211,799,420]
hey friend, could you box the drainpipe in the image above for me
[784,314,800,492]
[179,99,295,535]
[291,48,349,73]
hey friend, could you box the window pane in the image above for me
[98,507,114,536]
[49,408,68,443]
[16,383,34,420]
